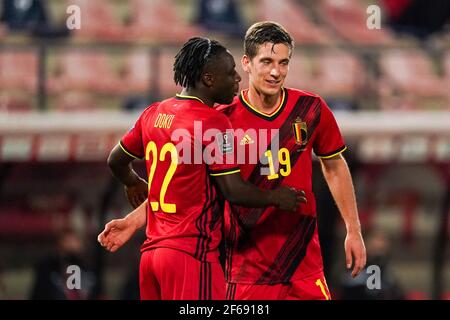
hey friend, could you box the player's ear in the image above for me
[242,55,251,73]
[202,72,214,87]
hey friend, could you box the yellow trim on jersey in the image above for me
[119,142,142,160]
[210,169,241,177]
[317,146,347,159]
[176,93,205,104]
[241,87,285,117]
[315,278,331,300]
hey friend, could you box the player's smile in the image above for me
[265,79,281,87]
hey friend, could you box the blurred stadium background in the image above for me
[0,0,448,299]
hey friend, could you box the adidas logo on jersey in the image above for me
[240,134,254,145]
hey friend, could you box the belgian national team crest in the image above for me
[292,117,307,146]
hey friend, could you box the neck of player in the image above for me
[247,85,281,114]
[180,88,214,107]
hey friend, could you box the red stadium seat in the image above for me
[379,95,420,111]
[120,50,153,94]
[0,207,55,237]
[258,0,332,44]
[285,51,364,97]
[379,50,448,99]
[0,51,38,91]
[157,50,181,98]
[0,94,33,112]
[284,53,315,91]
[314,51,365,97]
[53,91,99,112]
[48,51,122,95]
[67,0,125,41]
[129,0,204,43]
[321,0,393,44]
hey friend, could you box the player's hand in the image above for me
[97,218,137,252]
[272,187,307,211]
[125,177,148,208]
[344,230,367,277]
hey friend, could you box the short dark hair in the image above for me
[244,21,294,59]
[173,37,227,89]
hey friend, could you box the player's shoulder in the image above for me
[140,101,161,115]
[215,95,240,117]
[285,87,330,112]
[285,87,324,101]
[131,101,160,126]
[207,105,231,123]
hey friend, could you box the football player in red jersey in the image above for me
[99,37,305,300]
[100,22,367,300]
[218,21,366,300]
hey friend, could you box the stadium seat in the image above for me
[285,51,364,98]
[379,95,420,111]
[129,0,204,43]
[0,94,33,112]
[321,0,393,44]
[120,50,153,94]
[258,0,332,44]
[379,50,448,99]
[67,0,125,41]
[0,207,56,237]
[0,51,38,91]
[53,91,99,112]
[284,53,315,91]
[314,51,365,97]
[48,51,122,95]
[158,50,181,98]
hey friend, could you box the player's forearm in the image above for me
[321,157,361,233]
[124,199,147,230]
[214,174,279,208]
[226,180,278,208]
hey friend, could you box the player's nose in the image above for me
[270,66,280,78]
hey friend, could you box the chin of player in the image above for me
[261,85,282,97]
[222,94,235,105]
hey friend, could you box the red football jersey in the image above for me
[217,88,346,284]
[120,95,239,262]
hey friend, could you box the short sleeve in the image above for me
[313,98,347,158]
[119,113,145,159]
[204,112,240,176]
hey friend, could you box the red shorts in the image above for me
[226,272,331,300]
[139,248,226,300]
